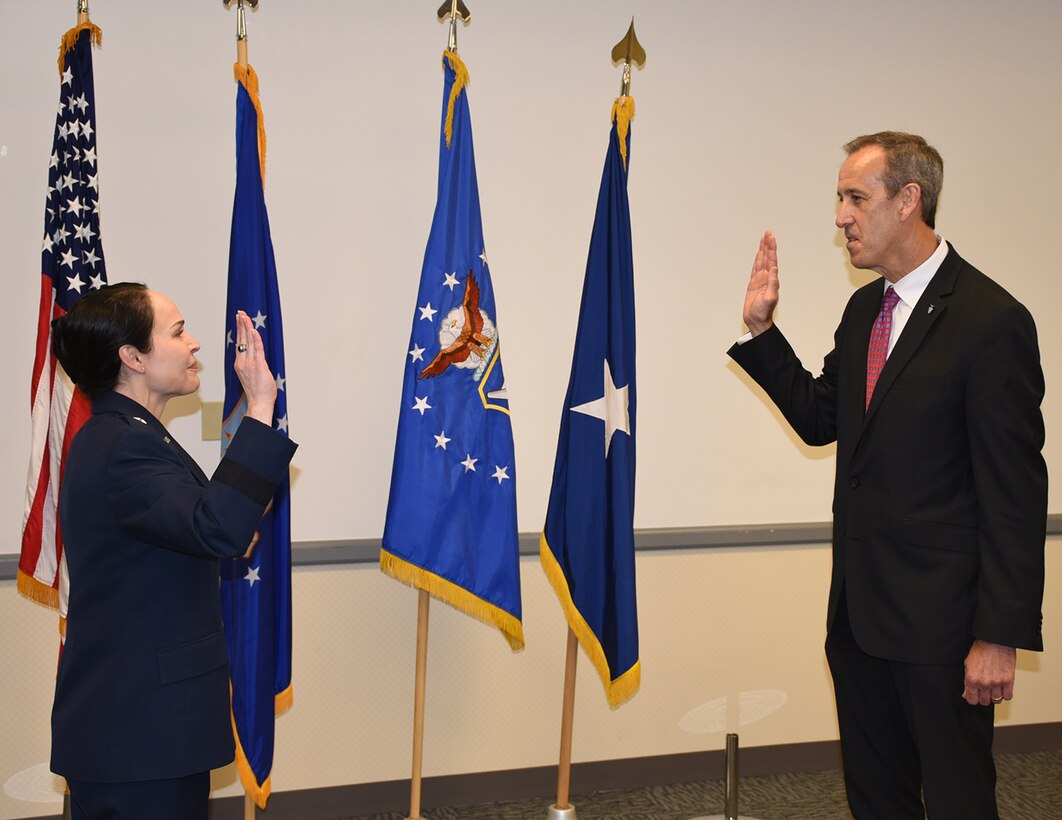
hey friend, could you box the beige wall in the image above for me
[3,0,1062,817]
[4,538,1060,818]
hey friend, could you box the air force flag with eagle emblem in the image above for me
[541,97,640,707]
[381,51,523,651]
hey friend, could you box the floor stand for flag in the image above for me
[406,589,431,820]
[689,733,764,820]
[546,628,579,819]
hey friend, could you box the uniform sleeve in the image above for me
[967,304,1047,650]
[106,417,298,559]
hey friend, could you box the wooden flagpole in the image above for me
[551,628,579,815]
[404,8,472,819]
[547,24,645,820]
[408,589,431,819]
[222,4,262,816]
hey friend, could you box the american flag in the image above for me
[19,23,107,622]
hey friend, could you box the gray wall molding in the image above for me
[4,515,1060,580]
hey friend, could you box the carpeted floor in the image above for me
[344,749,1062,819]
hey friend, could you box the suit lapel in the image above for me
[859,247,963,432]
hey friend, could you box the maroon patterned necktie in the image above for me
[865,286,900,410]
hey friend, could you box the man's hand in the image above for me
[963,639,1016,706]
[744,230,780,336]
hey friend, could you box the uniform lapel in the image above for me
[91,392,210,486]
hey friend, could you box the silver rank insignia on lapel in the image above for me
[927,304,935,314]
[163,436,171,444]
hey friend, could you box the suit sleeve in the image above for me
[966,304,1047,650]
[105,417,298,559]
[727,323,841,447]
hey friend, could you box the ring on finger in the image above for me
[237,343,248,353]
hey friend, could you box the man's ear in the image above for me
[898,182,923,223]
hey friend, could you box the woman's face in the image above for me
[139,291,201,402]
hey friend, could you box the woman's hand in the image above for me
[233,310,277,426]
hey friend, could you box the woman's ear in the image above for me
[117,344,145,375]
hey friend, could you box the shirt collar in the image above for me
[888,235,948,309]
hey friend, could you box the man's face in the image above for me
[835,145,905,275]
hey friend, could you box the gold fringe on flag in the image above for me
[58,23,102,77]
[16,569,59,610]
[233,63,268,187]
[540,533,641,708]
[442,50,470,150]
[381,548,525,651]
[611,95,636,172]
[229,681,292,810]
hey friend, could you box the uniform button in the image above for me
[850,478,859,489]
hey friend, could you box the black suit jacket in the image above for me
[729,244,1046,663]
[51,391,297,782]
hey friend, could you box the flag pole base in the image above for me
[546,803,577,819]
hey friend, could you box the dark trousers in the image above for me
[67,771,210,820]
[825,594,997,820]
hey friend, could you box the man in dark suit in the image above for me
[728,132,1046,819]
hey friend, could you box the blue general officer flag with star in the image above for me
[541,97,640,707]
[381,51,523,651]
[219,63,292,809]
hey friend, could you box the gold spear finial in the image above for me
[77,0,89,24]
[437,0,471,52]
[611,18,646,97]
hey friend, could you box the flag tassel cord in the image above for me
[57,22,101,76]
[540,535,641,708]
[611,96,635,171]
[380,549,525,651]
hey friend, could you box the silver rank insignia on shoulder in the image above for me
[132,416,148,424]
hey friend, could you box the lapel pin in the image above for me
[163,436,171,444]
[927,304,935,314]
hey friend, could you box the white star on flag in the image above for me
[412,396,431,415]
[461,454,477,472]
[570,359,631,458]
[276,414,289,433]
[443,272,459,291]
[409,344,425,363]
[434,431,451,450]
[245,566,261,587]
[275,374,286,392]
[251,310,267,329]
[492,465,510,484]
[418,302,437,322]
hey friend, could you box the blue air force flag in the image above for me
[381,51,523,651]
[541,98,640,706]
[219,63,292,809]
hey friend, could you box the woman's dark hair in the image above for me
[51,282,155,398]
